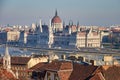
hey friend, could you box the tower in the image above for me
[77,21,80,32]
[55,9,58,16]
[3,46,11,70]
[68,21,72,34]
[48,19,54,48]
[69,26,72,34]
[39,19,43,33]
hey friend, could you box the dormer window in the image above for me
[47,72,51,80]
[54,73,59,80]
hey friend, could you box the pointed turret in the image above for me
[15,70,19,79]
[77,21,80,32]
[48,19,54,48]
[77,21,79,27]
[39,19,43,33]
[69,26,72,34]
[55,9,58,16]
[69,20,73,26]
[3,45,11,70]
[89,27,93,33]
[49,19,51,27]
[5,46,10,56]
[49,19,53,34]
[63,21,65,27]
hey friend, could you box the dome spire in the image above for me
[55,9,58,16]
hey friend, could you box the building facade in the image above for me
[26,11,101,49]
[0,10,101,49]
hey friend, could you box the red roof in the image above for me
[44,60,73,71]
[0,69,17,80]
[0,57,31,65]
[29,60,120,80]
[69,63,98,80]
[58,70,72,80]
[90,72,103,80]
[101,65,120,80]
[11,57,30,65]
[29,62,47,71]
[29,60,73,72]
[30,60,99,80]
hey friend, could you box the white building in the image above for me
[26,11,101,49]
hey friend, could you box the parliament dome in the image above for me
[51,10,62,23]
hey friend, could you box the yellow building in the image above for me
[7,30,20,42]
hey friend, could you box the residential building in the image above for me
[29,60,120,80]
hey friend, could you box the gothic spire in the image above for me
[49,19,51,27]
[3,45,11,70]
[5,45,10,56]
[39,19,42,32]
[55,9,58,16]
[77,21,79,27]
[77,21,80,32]
[63,21,65,28]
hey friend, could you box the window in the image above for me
[47,72,51,80]
[54,73,59,80]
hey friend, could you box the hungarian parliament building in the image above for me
[0,11,101,49]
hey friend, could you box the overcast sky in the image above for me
[0,0,120,26]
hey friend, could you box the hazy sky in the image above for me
[0,0,120,26]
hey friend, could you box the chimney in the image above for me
[61,54,66,60]
[78,56,86,62]
[90,60,97,65]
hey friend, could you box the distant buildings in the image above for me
[0,10,120,49]
[0,30,20,45]
[26,10,101,49]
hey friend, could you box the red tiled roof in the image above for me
[30,60,100,80]
[45,60,73,71]
[29,60,73,72]
[69,63,98,80]
[0,57,31,65]
[0,69,17,80]
[29,60,120,80]
[0,58,2,63]
[29,62,47,71]
[11,57,30,65]
[89,72,103,80]
[58,70,72,80]
[101,65,120,80]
